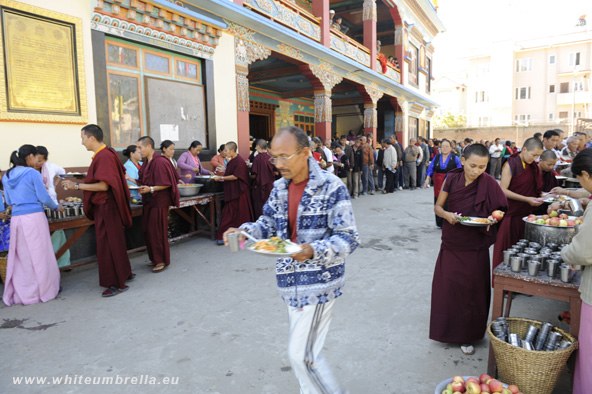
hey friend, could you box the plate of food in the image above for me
[457,216,497,226]
[247,236,302,256]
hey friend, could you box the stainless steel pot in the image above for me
[524,220,578,246]
[178,184,202,197]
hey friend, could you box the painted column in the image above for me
[314,90,332,141]
[394,25,405,83]
[362,85,383,139]
[312,0,330,47]
[233,34,270,156]
[301,63,343,140]
[391,97,407,145]
[363,0,377,71]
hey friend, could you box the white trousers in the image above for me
[287,300,343,394]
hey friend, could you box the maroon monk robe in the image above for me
[492,154,542,272]
[429,169,508,344]
[250,151,275,218]
[542,170,559,192]
[83,147,133,289]
[216,155,254,240]
[139,153,180,267]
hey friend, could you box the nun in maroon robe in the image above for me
[83,147,133,291]
[429,168,508,345]
[492,153,542,271]
[139,152,180,272]
[216,153,254,241]
[250,150,275,218]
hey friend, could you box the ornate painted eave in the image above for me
[187,0,438,108]
[93,0,227,58]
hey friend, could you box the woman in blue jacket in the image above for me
[1,145,62,306]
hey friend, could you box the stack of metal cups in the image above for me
[534,322,553,351]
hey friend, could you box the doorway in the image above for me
[249,114,272,141]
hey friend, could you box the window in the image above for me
[475,90,487,103]
[574,81,584,91]
[408,43,419,86]
[559,111,568,119]
[549,85,555,93]
[478,116,490,126]
[560,82,570,93]
[425,57,432,93]
[515,58,532,72]
[569,52,581,67]
[144,51,170,74]
[408,116,419,139]
[294,115,314,134]
[515,87,531,100]
[549,55,556,65]
[514,114,530,124]
[548,113,554,121]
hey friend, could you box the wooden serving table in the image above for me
[49,193,222,262]
[487,265,582,375]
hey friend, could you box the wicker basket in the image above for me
[488,317,578,394]
[0,254,7,283]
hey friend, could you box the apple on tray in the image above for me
[491,210,504,222]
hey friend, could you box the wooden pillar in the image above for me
[363,103,377,137]
[391,97,406,145]
[390,6,405,82]
[312,0,330,47]
[314,90,332,141]
[363,0,377,71]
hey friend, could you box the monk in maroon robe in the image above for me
[492,137,544,272]
[137,136,180,273]
[250,140,276,218]
[534,150,560,215]
[215,142,253,243]
[62,124,133,297]
[430,144,508,354]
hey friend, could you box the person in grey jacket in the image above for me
[561,148,592,394]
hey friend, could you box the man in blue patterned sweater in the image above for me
[224,126,359,394]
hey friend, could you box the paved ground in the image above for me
[0,187,573,393]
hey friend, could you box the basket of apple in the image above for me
[435,374,521,394]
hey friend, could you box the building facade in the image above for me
[0,0,444,168]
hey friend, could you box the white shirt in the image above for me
[42,161,66,204]
[383,145,398,171]
[322,146,334,174]
[489,143,503,158]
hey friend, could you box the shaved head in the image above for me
[225,141,238,152]
[523,137,543,152]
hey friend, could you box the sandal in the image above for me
[101,285,129,297]
[460,345,475,355]
[152,263,167,273]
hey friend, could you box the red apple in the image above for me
[451,381,465,393]
[488,379,503,393]
[479,373,492,384]
[480,383,490,392]
[500,389,512,394]
[491,210,505,221]
[550,217,561,226]
[559,213,569,220]
[466,381,482,394]
[567,220,575,226]
[466,378,479,385]
[452,376,465,384]
[507,385,520,394]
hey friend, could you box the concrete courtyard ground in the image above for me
[0,188,573,393]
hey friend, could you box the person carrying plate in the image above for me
[224,126,359,394]
[492,137,544,273]
[429,144,508,355]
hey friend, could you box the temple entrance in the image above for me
[249,113,273,141]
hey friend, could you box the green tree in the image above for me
[434,112,466,129]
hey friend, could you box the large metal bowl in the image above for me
[178,184,202,197]
[523,217,579,245]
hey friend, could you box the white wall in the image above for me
[0,0,97,169]
[211,32,238,151]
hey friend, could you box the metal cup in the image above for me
[518,253,529,270]
[510,256,522,272]
[560,264,572,283]
[503,249,515,265]
[529,242,542,250]
[547,259,560,278]
[227,232,240,252]
[528,260,541,276]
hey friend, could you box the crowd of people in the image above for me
[1,122,591,393]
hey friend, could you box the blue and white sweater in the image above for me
[241,158,359,307]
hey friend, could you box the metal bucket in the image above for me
[524,221,578,246]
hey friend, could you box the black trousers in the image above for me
[385,168,396,193]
